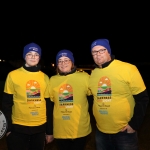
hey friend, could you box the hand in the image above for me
[45,135,54,144]
[6,132,11,136]
[121,124,135,133]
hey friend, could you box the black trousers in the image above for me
[55,135,88,150]
[6,131,45,150]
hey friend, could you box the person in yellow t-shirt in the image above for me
[89,39,149,150]
[2,43,54,150]
[49,49,92,150]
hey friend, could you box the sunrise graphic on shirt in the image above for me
[97,76,111,96]
[26,80,40,98]
[59,84,73,108]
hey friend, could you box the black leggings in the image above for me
[6,131,45,150]
[55,136,88,150]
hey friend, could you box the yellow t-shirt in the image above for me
[49,71,92,138]
[89,60,146,133]
[4,67,49,126]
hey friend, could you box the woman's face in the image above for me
[25,51,40,67]
[57,56,72,73]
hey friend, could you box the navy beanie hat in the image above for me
[23,42,41,59]
[91,39,111,55]
[56,49,74,64]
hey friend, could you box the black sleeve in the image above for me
[2,92,13,133]
[45,98,54,135]
[128,89,149,130]
[87,95,93,113]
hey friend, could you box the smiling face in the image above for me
[91,45,111,67]
[25,51,40,67]
[57,56,72,73]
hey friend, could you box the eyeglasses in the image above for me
[26,53,40,59]
[91,49,106,56]
[58,59,71,64]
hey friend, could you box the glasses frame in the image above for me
[58,59,71,65]
[91,49,106,56]
[26,53,40,59]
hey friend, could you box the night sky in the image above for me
[1,2,149,66]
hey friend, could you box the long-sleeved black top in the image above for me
[2,64,53,135]
[95,55,149,130]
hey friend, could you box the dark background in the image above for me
[1,2,149,65]
[0,2,150,149]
